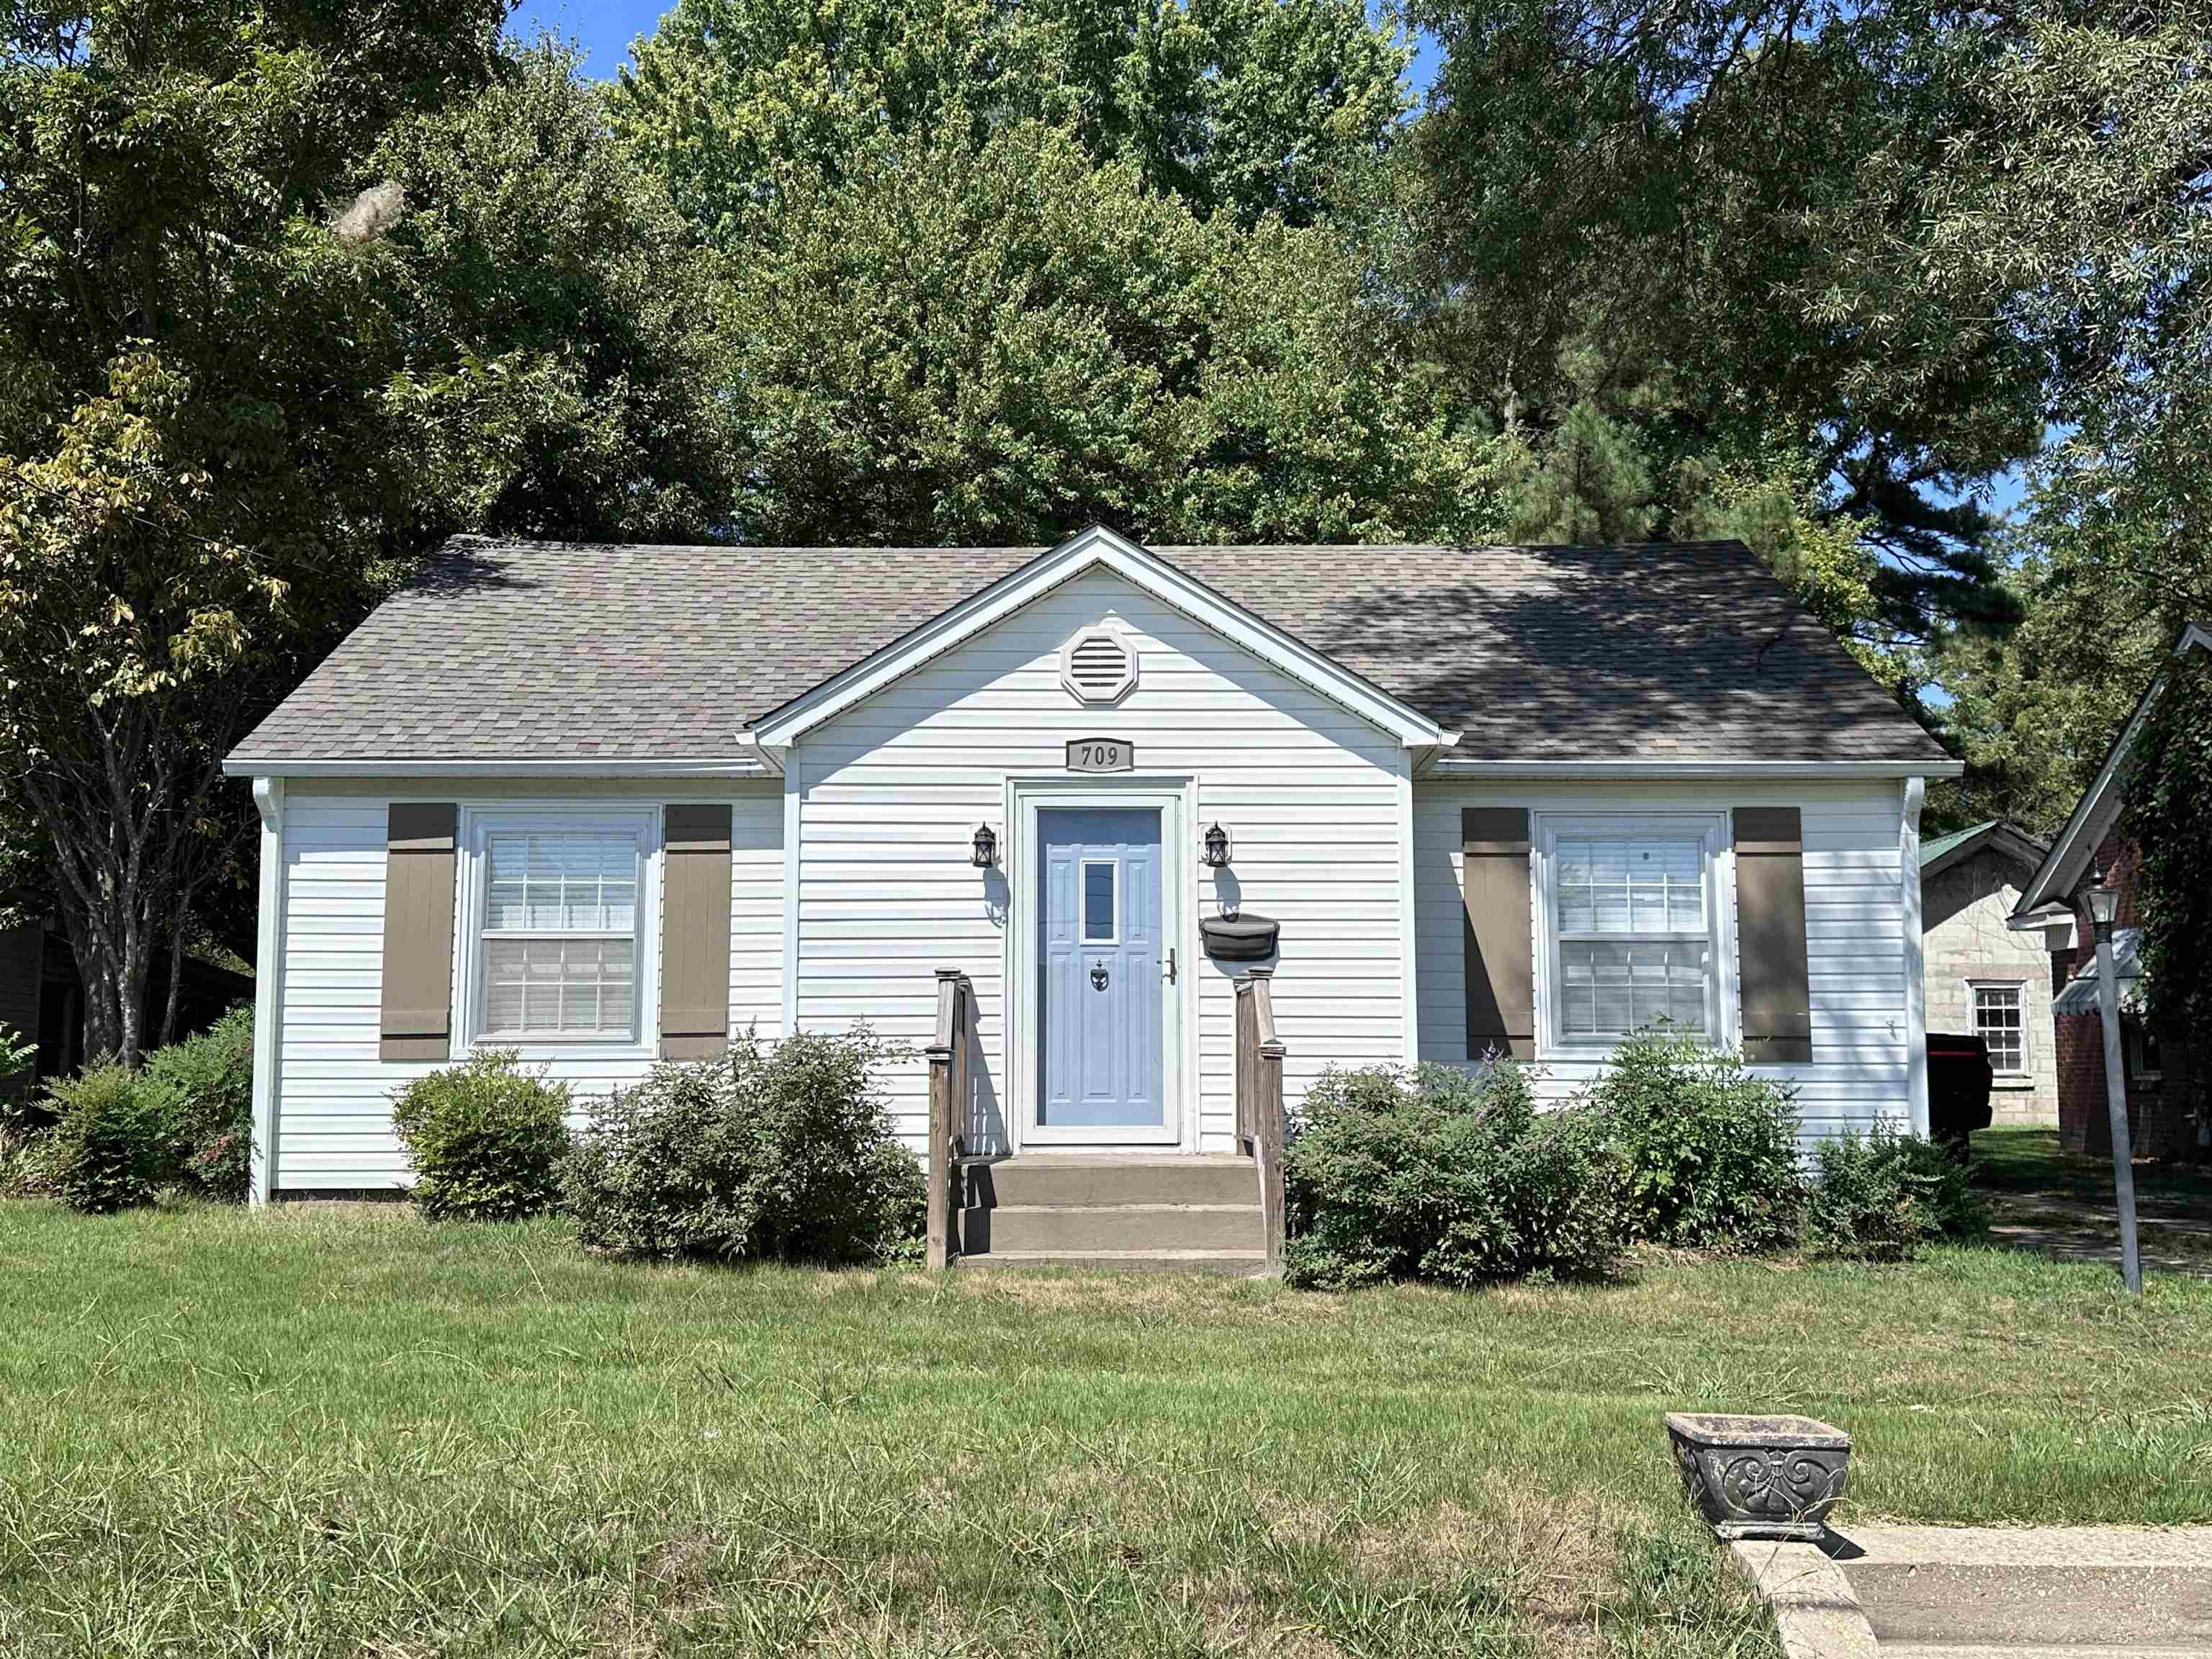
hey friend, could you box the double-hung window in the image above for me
[1971,983,2025,1076]
[469,814,651,1044]
[1542,816,1725,1050]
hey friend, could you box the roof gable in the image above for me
[2014,621,2212,917]
[1919,819,2049,882]
[751,526,1447,750]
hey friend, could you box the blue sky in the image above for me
[510,0,1445,94]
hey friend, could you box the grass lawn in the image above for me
[1,1202,2208,1658]
[1969,1125,2212,1272]
[1971,1124,2212,1208]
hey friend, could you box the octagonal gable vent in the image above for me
[1061,627,1138,703]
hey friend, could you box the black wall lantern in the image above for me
[970,823,998,868]
[1201,822,1231,868]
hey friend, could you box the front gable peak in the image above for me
[747,526,1451,751]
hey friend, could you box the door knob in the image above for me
[1090,962,1110,990]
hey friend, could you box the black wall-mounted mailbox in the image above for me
[1199,913,1279,961]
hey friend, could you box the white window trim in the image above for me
[1966,979,2029,1077]
[451,803,662,1057]
[1532,811,1738,1060]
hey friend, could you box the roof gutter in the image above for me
[1424,758,1964,780]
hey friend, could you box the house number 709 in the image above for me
[1066,739,1134,773]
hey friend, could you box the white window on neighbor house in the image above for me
[463,812,655,1046]
[1972,982,2026,1076]
[1538,815,1729,1053]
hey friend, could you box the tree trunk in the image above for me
[158,917,187,1051]
[116,937,144,1069]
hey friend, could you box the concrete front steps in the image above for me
[956,1154,1268,1272]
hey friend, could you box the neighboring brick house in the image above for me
[2013,624,2211,1165]
[1920,821,2058,1126]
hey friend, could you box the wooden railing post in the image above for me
[1237,967,1287,1273]
[925,968,963,1270]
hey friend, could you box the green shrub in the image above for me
[563,1028,925,1265]
[1589,1027,1805,1251]
[1804,1125,1987,1262]
[1282,1060,1627,1290]
[390,1050,571,1221]
[0,1020,32,1081]
[145,1005,254,1202]
[0,1017,52,1149]
[39,1064,170,1214]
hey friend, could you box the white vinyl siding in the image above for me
[269,783,783,1191]
[1416,781,1916,1141]
[792,567,1411,1156]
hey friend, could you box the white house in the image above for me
[225,526,1958,1265]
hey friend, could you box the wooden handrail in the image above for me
[925,969,972,1269]
[1235,967,1287,1272]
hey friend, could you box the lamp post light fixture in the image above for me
[970,823,998,869]
[2085,864,2142,1295]
[1201,822,1232,868]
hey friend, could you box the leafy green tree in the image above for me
[613,0,1408,244]
[0,14,732,1065]
[369,43,740,544]
[723,119,1493,547]
[1784,0,2212,828]
[1932,526,2174,837]
[2131,644,2212,1136]
[1393,0,2045,669]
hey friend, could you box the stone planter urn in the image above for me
[1665,1413,1852,1541]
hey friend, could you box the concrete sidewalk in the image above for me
[1735,1525,2212,1659]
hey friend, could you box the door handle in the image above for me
[1164,947,1177,983]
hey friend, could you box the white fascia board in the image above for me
[2016,702,2144,914]
[747,524,1448,750]
[221,756,771,779]
[2015,621,2211,917]
[1425,758,1965,780]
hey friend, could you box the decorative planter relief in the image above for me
[1664,1412,1851,1542]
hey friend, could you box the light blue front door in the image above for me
[1038,808,1164,1130]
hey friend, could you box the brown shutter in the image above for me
[660,804,732,1059]
[1735,806,1813,1064]
[379,803,457,1063]
[1463,808,1534,1061]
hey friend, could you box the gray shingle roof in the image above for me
[229,535,1948,765]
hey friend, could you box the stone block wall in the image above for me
[1922,852,2059,1126]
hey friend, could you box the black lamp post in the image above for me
[970,823,997,868]
[1201,822,1231,868]
[2085,865,2141,1294]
